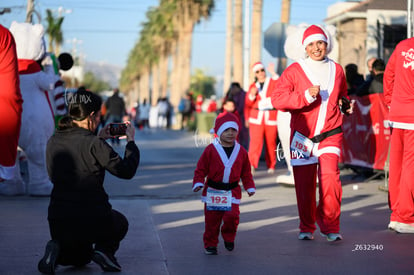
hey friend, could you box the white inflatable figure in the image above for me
[9,22,56,196]
[275,23,336,186]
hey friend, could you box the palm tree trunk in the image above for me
[152,63,160,102]
[140,69,151,105]
[178,22,194,111]
[170,38,181,108]
[250,0,263,83]
[223,0,233,95]
[233,0,243,85]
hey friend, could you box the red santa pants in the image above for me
[293,153,342,234]
[248,123,277,169]
[203,204,240,248]
[388,128,414,224]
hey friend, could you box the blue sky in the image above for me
[1,0,341,77]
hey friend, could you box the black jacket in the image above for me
[46,127,140,221]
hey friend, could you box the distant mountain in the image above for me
[83,61,123,88]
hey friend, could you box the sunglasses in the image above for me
[255,69,265,74]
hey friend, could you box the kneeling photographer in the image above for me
[38,87,140,274]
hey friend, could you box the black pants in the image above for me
[48,209,128,267]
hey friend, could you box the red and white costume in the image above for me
[383,37,414,226]
[245,62,278,169]
[271,25,348,234]
[193,112,255,248]
[0,25,22,186]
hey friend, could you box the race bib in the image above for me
[206,189,232,211]
[290,131,314,159]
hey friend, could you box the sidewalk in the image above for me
[0,128,412,275]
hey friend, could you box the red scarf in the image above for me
[17,59,56,123]
[18,59,41,75]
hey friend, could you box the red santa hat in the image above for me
[211,112,239,137]
[252,61,264,73]
[302,25,328,47]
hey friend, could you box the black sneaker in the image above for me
[224,242,234,251]
[92,250,122,272]
[38,240,60,275]
[204,247,218,255]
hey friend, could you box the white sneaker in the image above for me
[298,232,314,240]
[275,174,295,185]
[394,222,414,233]
[320,232,343,241]
[388,221,398,231]
[267,168,275,174]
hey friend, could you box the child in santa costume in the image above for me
[383,36,414,233]
[245,62,279,174]
[193,112,255,255]
[271,25,353,241]
[0,24,23,194]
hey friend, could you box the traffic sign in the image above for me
[264,22,287,58]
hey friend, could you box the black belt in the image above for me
[253,108,277,111]
[207,179,239,191]
[310,126,342,143]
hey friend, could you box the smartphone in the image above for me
[109,123,127,136]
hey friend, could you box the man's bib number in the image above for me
[290,131,314,159]
[206,189,232,211]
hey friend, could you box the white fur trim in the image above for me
[213,142,241,183]
[305,89,317,104]
[252,63,264,73]
[314,146,341,157]
[303,33,327,47]
[217,121,239,137]
[246,188,256,193]
[192,182,204,191]
[389,121,414,130]
[290,156,319,166]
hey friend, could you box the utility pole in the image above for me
[26,0,34,23]
[243,0,250,90]
[281,0,291,24]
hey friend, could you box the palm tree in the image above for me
[233,0,243,85]
[165,0,215,112]
[121,0,214,118]
[250,0,263,83]
[45,9,64,55]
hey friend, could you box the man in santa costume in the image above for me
[271,25,352,241]
[383,36,414,233]
[193,112,255,255]
[245,62,279,174]
[0,24,23,195]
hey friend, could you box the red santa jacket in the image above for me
[0,25,22,170]
[271,58,347,165]
[245,76,278,126]
[384,37,414,128]
[192,141,255,204]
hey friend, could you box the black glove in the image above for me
[340,96,351,116]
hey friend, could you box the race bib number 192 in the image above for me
[206,189,232,211]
